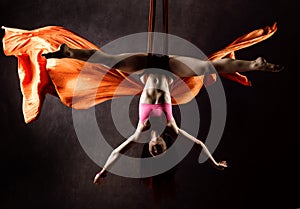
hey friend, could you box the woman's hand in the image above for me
[215,161,227,170]
[209,159,228,170]
[93,171,107,185]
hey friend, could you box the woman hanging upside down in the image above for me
[42,44,283,184]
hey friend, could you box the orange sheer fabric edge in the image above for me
[207,22,277,86]
[1,23,277,123]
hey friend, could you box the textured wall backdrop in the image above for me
[0,0,291,209]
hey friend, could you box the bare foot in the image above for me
[93,171,107,185]
[253,57,284,72]
[42,43,71,59]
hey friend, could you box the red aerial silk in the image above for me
[1,23,277,123]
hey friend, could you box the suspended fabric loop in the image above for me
[147,0,169,55]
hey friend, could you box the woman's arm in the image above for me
[178,129,227,170]
[167,118,227,170]
[93,122,144,184]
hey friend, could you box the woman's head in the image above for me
[148,135,167,157]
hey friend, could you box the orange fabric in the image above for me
[1,23,277,123]
[206,22,277,86]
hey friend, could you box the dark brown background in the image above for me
[0,0,292,209]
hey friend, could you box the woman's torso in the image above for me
[140,73,171,104]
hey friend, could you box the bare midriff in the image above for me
[140,73,171,104]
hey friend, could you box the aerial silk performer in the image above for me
[1,0,283,186]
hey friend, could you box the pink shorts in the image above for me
[139,103,173,124]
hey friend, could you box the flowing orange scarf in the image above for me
[1,23,277,123]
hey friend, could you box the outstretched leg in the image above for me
[42,44,73,59]
[212,57,284,73]
[168,55,284,77]
[42,44,112,64]
[42,43,148,73]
